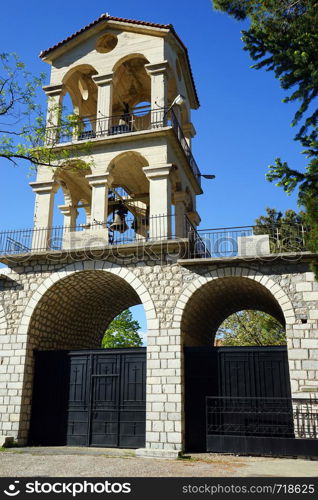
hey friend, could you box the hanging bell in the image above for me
[109,213,129,233]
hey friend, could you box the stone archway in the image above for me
[176,266,296,346]
[175,265,296,452]
[17,260,156,442]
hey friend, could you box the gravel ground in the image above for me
[0,448,317,477]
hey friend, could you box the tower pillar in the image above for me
[29,180,58,250]
[93,74,114,129]
[86,173,113,230]
[43,84,63,144]
[174,192,187,238]
[59,204,78,232]
[145,61,169,125]
[143,165,173,239]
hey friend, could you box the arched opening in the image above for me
[27,270,142,350]
[52,161,92,233]
[60,92,74,122]
[107,152,149,240]
[215,310,286,347]
[61,64,98,136]
[111,55,151,128]
[182,277,285,347]
[109,151,149,195]
[23,269,149,448]
[182,275,293,453]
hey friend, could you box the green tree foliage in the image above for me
[254,207,307,253]
[216,310,286,346]
[213,0,318,135]
[0,53,93,170]
[212,1,318,274]
[102,309,143,348]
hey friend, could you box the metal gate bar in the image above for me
[206,396,318,458]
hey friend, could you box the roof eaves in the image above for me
[39,14,199,107]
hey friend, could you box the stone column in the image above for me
[59,204,78,233]
[136,325,184,459]
[143,165,173,239]
[145,61,169,126]
[29,181,57,250]
[92,73,113,133]
[86,173,113,230]
[174,192,187,238]
[43,84,63,144]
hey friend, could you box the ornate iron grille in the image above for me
[206,397,318,439]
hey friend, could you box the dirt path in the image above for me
[0,448,317,477]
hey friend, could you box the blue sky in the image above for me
[0,0,305,334]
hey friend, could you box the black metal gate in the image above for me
[29,348,146,448]
[184,346,293,452]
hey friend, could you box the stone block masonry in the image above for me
[0,254,317,456]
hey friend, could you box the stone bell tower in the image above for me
[30,13,202,249]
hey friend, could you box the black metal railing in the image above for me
[0,219,310,258]
[206,397,318,439]
[293,398,318,439]
[0,215,190,255]
[190,224,308,258]
[45,107,201,186]
[170,111,201,185]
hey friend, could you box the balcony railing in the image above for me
[191,224,308,258]
[0,215,191,257]
[0,219,309,259]
[46,107,201,186]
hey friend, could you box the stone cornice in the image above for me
[145,61,170,77]
[178,251,316,266]
[29,181,57,194]
[143,164,174,180]
[92,73,114,86]
[42,84,64,97]
[86,173,113,186]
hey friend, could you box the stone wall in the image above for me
[0,253,317,454]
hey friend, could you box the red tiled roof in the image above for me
[39,14,199,106]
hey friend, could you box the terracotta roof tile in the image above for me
[39,14,199,106]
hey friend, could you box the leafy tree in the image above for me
[212,1,318,274]
[255,207,304,227]
[216,310,286,346]
[0,52,93,170]
[213,0,318,140]
[102,309,143,348]
[254,207,307,253]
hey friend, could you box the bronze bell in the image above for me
[109,213,128,233]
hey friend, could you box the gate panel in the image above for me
[119,353,146,448]
[67,354,90,446]
[184,346,292,452]
[29,351,69,446]
[184,348,218,451]
[29,348,146,448]
[90,354,120,447]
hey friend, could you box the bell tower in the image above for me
[31,14,202,249]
